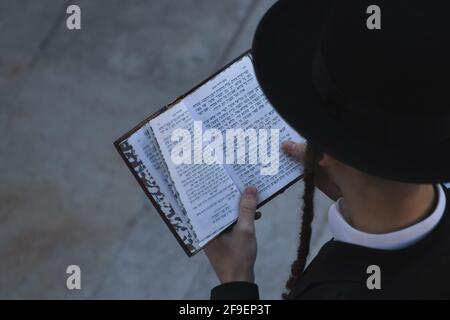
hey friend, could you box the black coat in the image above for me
[211,185,450,300]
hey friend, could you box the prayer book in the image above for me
[114,52,304,256]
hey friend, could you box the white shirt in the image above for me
[328,184,446,250]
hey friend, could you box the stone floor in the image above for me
[0,0,332,299]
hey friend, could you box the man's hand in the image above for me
[204,186,258,284]
[282,141,342,201]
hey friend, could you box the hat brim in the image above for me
[252,0,450,183]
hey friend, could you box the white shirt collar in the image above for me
[328,184,446,250]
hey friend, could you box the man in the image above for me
[204,0,450,299]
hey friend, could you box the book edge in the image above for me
[113,48,304,256]
[113,138,199,257]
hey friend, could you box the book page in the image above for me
[127,126,199,251]
[123,128,200,252]
[150,102,241,247]
[183,55,305,203]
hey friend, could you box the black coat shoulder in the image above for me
[211,185,450,300]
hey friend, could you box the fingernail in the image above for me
[282,141,294,152]
[245,186,257,196]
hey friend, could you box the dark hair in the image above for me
[282,145,318,299]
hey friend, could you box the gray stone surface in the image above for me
[0,0,332,299]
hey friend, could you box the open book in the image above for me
[114,52,305,256]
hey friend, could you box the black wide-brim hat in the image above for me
[252,0,450,183]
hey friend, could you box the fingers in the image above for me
[236,186,258,233]
[282,141,306,163]
[223,224,235,233]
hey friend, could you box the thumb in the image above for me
[237,186,258,232]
